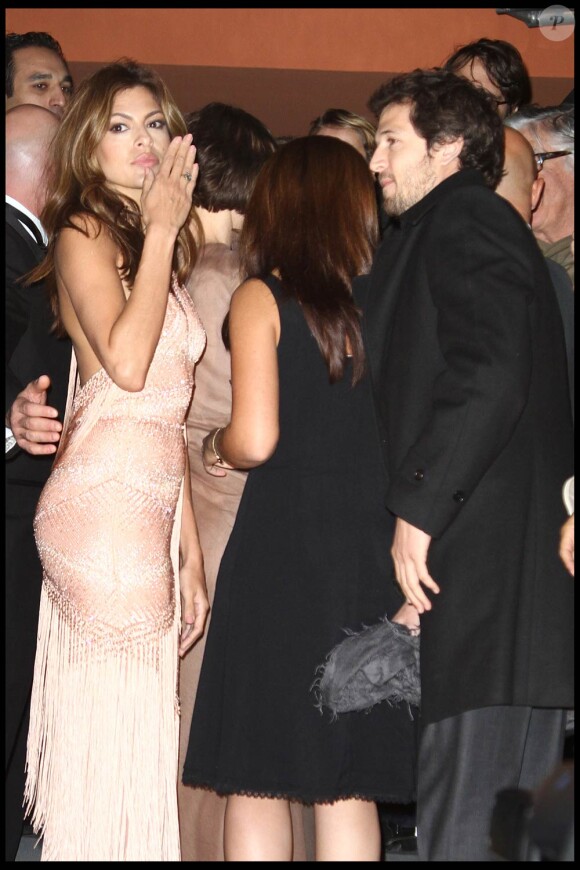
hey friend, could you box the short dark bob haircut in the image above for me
[186,102,277,214]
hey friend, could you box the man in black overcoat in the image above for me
[5,104,71,860]
[358,70,574,861]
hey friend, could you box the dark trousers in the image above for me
[417,705,567,861]
[5,482,43,861]
[5,697,31,861]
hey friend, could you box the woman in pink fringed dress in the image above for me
[24,60,209,861]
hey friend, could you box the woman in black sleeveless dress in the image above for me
[183,137,418,860]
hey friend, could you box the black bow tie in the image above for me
[15,210,46,248]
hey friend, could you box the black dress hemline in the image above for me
[181,776,416,807]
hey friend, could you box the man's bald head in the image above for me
[505,105,574,243]
[496,126,543,225]
[6,103,59,217]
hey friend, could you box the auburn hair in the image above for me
[239,136,378,385]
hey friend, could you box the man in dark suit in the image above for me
[5,103,71,861]
[359,70,574,861]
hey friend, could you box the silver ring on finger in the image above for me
[182,172,193,182]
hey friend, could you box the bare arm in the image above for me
[202,278,280,474]
[178,449,209,656]
[55,135,198,391]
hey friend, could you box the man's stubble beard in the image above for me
[383,155,439,217]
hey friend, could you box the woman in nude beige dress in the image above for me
[178,103,313,861]
[24,61,209,861]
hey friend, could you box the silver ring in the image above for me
[182,172,193,182]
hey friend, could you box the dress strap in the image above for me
[261,272,284,302]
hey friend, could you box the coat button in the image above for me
[414,469,425,481]
[453,490,465,503]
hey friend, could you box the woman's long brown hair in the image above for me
[239,136,378,385]
[27,58,200,335]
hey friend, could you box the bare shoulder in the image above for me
[55,213,118,265]
[55,216,120,297]
[231,278,278,312]
[230,278,280,339]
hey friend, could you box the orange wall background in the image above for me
[5,7,574,77]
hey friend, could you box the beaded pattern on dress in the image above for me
[25,276,205,861]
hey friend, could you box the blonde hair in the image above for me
[309,108,376,161]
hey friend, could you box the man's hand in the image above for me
[7,376,62,455]
[391,601,421,635]
[391,517,440,613]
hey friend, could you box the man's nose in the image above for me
[49,88,66,110]
[369,147,384,174]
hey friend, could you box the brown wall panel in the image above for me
[6,8,574,78]
[67,62,573,138]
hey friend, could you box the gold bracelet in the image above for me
[211,427,225,465]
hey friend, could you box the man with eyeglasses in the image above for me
[444,37,532,120]
[506,106,574,284]
[497,127,574,419]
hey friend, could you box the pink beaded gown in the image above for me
[25,277,206,861]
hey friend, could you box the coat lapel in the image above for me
[6,203,46,265]
[357,226,410,388]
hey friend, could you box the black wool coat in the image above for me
[356,170,574,726]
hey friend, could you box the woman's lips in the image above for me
[132,156,158,168]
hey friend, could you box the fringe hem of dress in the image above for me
[25,582,181,861]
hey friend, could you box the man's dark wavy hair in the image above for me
[444,37,531,116]
[368,68,505,188]
[6,31,70,97]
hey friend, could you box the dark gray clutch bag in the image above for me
[313,616,420,717]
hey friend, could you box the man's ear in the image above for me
[431,137,464,167]
[531,176,545,213]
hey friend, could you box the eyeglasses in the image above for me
[474,89,507,112]
[534,150,572,170]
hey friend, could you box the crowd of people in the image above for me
[5,29,574,863]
